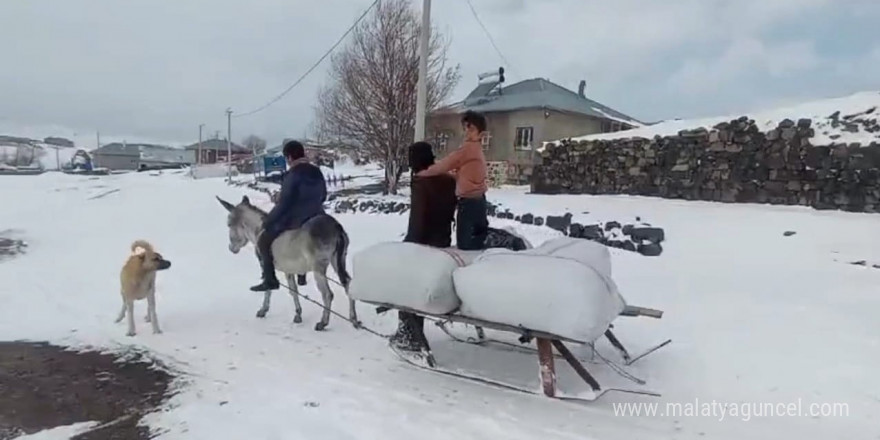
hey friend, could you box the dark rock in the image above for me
[783,231,797,237]
[604,221,622,231]
[621,240,637,252]
[545,213,573,233]
[581,224,603,241]
[534,217,544,226]
[630,227,665,243]
[569,223,584,238]
[637,242,663,256]
[779,118,796,128]
[520,213,535,225]
[797,118,812,129]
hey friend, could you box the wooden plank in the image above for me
[536,338,556,398]
[604,329,631,361]
[552,340,601,391]
[620,305,664,319]
[364,301,588,345]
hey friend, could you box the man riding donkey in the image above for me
[392,111,525,355]
[251,140,326,292]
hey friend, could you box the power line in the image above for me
[234,0,381,118]
[463,0,513,71]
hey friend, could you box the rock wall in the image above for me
[487,161,508,188]
[532,117,880,213]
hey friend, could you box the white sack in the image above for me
[454,237,626,343]
[348,242,481,314]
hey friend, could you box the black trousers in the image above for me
[257,229,307,285]
[256,229,281,282]
[456,195,489,251]
[397,311,428,348]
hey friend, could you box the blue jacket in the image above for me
[264,161,327,234]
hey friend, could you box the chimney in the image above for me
[578,80,586,98]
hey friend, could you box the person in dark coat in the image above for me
[250,140,327,292]
[390,141,457,353]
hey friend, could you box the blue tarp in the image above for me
[263,156,286,176]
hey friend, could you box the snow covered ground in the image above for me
[1,169,878,439]
[562,91,880,146]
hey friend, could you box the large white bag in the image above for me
[454,237,626,343]
[348,242,480,314]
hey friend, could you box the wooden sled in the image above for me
[371,302,669,402]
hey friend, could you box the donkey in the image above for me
[216,195,359,331]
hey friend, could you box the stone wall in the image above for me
[486,161,508,188]
[532,117,880,213]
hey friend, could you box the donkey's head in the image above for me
[216,195,264,254]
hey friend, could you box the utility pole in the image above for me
[226,108,233,181]
[55,147,60,171]
[96,130,101,149]
[198,123,204,165]
[413,0,431,143]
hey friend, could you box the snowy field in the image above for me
[1,169,878,440]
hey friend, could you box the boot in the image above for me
[390,313,429,353]
[297,274,307,286]
[250,273,280,292]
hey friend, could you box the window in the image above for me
[433,131,450,151]
[514,127,534,150]
[481,131,492,151]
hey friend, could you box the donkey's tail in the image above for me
[333,221,351,288]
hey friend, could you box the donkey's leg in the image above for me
[347,296,360,328]
[256,290,272,318]
[329,250,358,327]
[313,265,334,331]
[285,273,303,324]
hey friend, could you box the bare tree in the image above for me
[315,0,460,194]
[242,134,267,155]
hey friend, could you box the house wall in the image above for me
[428,109,608,183]
[192,149,245,165]
[93,153,138,170]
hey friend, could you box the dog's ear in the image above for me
[216,196,235,212]
[241,195,250,205]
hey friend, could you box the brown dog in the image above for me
[115,240,171,336]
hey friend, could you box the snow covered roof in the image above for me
[434,78,643,127]
[183,138,249,153]
[555,91,880,146]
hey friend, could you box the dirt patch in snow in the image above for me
[0,232,26,262]
[0,341,175,440]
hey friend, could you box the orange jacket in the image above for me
[419,139,488,198]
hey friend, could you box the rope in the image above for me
[233,0,380,118]
[275,276,392,339]
[463,0,513,71]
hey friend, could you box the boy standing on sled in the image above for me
[416,110,489,250]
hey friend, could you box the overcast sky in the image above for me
[1,0,878,147]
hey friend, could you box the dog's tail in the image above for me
[332,222,351,289]
[130,240,154,255]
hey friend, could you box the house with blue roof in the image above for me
[428,74,641,183]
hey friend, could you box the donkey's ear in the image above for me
[216,196,235,212]
[241,195,250,205]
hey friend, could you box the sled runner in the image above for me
[372,302,668,402]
